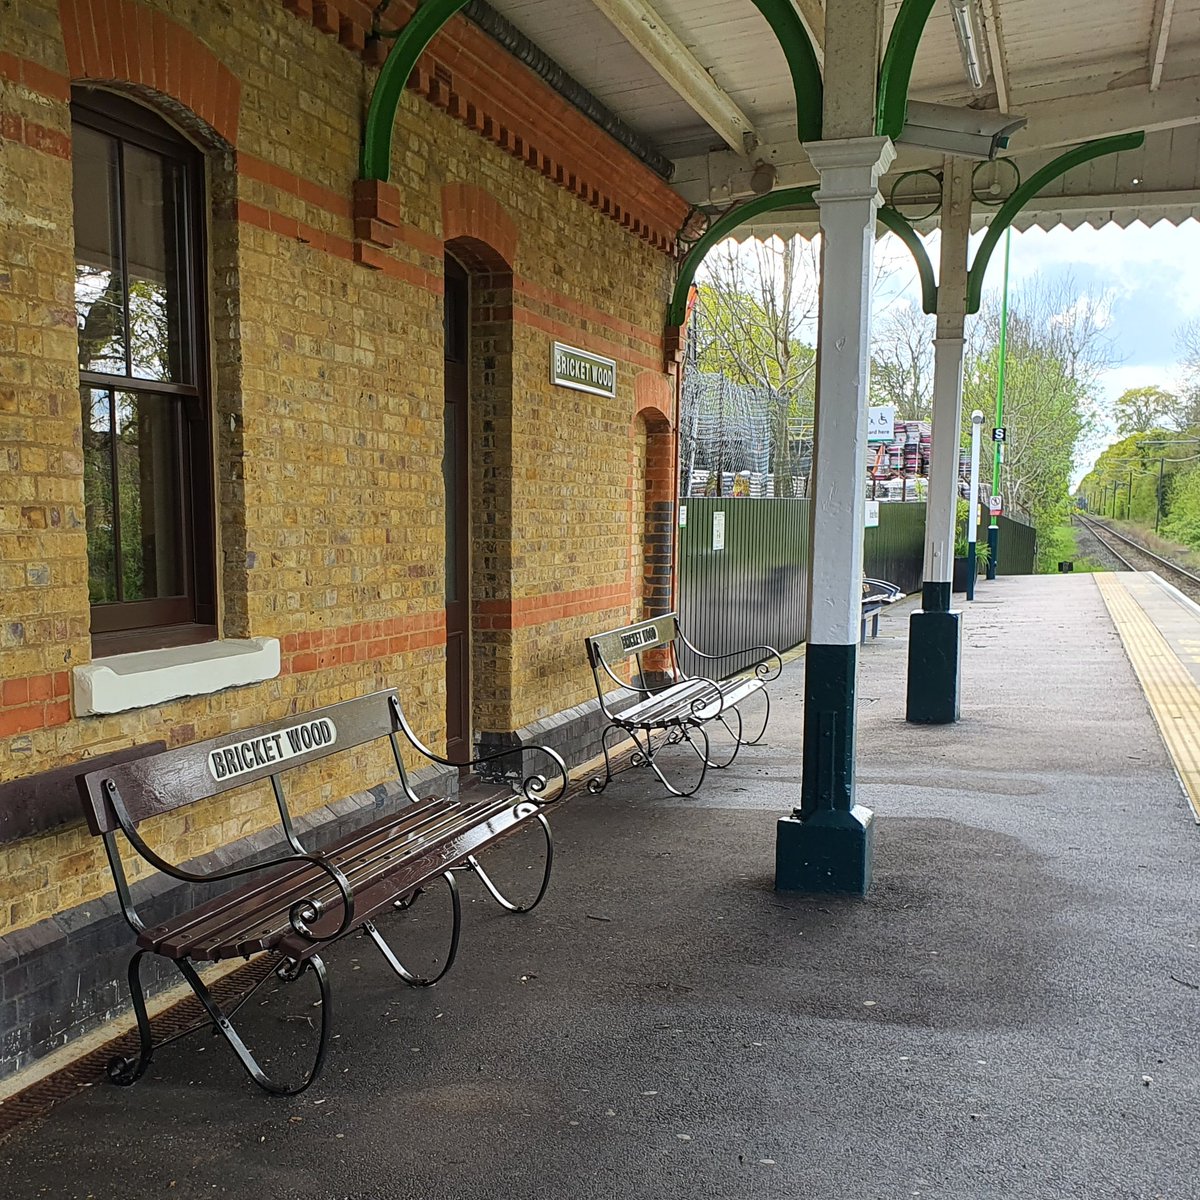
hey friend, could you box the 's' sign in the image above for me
[208,717,338,781]
[551,343,617,398]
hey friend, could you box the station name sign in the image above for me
[208,716,338,781]
[551,342,617,399]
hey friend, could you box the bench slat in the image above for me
[142,792,528,961]
[78,690,402,835]
[140,795,463,958]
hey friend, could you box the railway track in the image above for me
[1075,514,1200,604]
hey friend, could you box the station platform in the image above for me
[2,574,1198,1199]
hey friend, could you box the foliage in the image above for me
[961,277,1109,552]
[870,299,935,419]
[1112,386,1181,435]
[1159,467,1200,548]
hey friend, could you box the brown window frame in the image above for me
[72,88,216,656]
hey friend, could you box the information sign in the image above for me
[868,405,896,442]
[712,510,726,551]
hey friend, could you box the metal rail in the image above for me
[1076,514,1200,589]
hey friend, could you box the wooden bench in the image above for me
[584,613,781,798]
[76,687,567,1096]
[861,578,903,644]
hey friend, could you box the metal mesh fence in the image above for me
[678,370,811,500]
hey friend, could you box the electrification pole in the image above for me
[987,229,1011,580]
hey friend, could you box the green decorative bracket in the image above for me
[878,205,937,314]
[966,131,1146,312]
[362,1,824,181]
[668,192,943,329]
[361,0,471,180]
[667,187,818,327]
[747,0,823,144]
[876,0,936,139]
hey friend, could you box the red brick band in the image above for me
[0,673,72,737]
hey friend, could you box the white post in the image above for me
[905,157,972,725]
[776,0,887,897]
[967,410,984,599]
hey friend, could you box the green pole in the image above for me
[986,228,1011,579]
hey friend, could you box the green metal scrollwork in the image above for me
[876,0,936,140]
[667,187,819,327]
[877,206,938,315]
[966,132,1146,313]
[747,0,824,143]
[361,0,472,180]
[362,2,823,181]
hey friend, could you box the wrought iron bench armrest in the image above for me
[102,778,356,943]
[387,695,568,806]
[672,628,783,683]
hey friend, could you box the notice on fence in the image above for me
[712,510,726,551]
[679,505,687,528]
[865,500,880,528]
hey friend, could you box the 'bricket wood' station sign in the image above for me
[551,342,617,399]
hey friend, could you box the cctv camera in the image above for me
[897,101,1027,162]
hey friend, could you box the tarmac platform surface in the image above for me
[2,573,1198,1199]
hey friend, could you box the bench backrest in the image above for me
[78,689,404,836]
[584,613,678,671]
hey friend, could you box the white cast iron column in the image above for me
[906,157,973,723]
[775,134,895,896]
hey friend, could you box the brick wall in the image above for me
[0,0,684,971]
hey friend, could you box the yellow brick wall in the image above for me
[0,0,681,936]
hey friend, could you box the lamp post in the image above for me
[967,409,984,600]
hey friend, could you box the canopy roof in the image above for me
[484,0,1200,232]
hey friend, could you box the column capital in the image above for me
[803,136,896,204]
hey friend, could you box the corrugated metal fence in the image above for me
[996,515,1037,575]
[677,500,1035,664]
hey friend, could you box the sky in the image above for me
[878,219,1200,483]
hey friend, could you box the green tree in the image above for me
[963,279,1110,563]
[1113,385,1181,435]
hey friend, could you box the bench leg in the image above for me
[644,724,710,798]
[466,812,553,914]
[740,688,771,746]
[703,709,743,769]
[363,870,461,987]
[172,955,333,1096]
[586,723,629,795]
[107,950,156,1087]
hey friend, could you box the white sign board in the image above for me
[867,405,896,442]
[864,500,880,528]
[551,343,617,398]
[678,505,687,528]
[712,510,726,551]
[989,495,1003,516]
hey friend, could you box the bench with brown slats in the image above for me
[584,613,781,798]
[77,687,567,1096]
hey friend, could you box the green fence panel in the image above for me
[996,515,1037,574]
[677,498,929,662]
[676,498,810,671]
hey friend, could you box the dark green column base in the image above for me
[905,608,962,724]
[775,805,875,895]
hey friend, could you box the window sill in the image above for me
[73,637,281,717]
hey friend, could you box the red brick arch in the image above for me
[633,370,675,431]
[441,183,519,270]
[631,372,678,621]
[58,0,241,146]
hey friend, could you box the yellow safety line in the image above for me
[1096,574,1200,822]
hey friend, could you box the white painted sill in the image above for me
[72,637,281,717]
